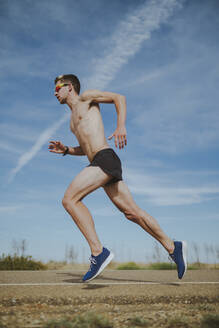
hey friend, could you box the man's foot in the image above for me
[169,241,187,279]
[82,247,114,282]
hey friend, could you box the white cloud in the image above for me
[0,142,23,155]
[121,69,164,89]
[92,207,118,217]
[125,168,219,206]
[0,123,38,143]
[0,205,24,214]
[130,185,219,206]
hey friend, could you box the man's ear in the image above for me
[69,83,73,91]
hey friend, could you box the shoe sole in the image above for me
[83,252,114,282]
[181,241,187,278]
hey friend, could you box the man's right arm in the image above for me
[48,141,85,156]
[67,146,85,156]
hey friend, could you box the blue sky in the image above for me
[1,0,219,263]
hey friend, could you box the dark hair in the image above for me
[54,74,81,94]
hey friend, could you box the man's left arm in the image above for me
[81,90,127,149]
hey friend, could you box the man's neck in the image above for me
[66,93,80,111]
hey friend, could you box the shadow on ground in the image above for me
[57,272,180,287]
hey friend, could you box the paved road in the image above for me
[0,270,218,328]
[1,269,219,284]
[0,270,218,302]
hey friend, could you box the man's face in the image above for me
[54,82,69,104]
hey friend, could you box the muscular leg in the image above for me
[104,181,174,253]
[62,166,112,256]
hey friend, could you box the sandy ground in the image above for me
[0,270,219,327]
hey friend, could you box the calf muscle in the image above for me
[104,181,174,253]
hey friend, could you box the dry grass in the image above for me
[43,312,113,328]
[45,261,219,271]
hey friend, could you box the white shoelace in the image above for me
[89,256,97,271]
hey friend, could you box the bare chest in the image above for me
[70,105,88,134]
[70,103,101,136]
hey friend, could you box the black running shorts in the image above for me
[88,148,123,185]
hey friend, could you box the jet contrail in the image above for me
[9,113,69,182]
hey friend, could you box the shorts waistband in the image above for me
[92,148,113,160]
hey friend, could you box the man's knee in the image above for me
[62,196,70,211]
[62,196,77,212]
[62,186,82,210]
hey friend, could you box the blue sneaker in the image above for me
[169,241,187,279]
[82,247,114,282]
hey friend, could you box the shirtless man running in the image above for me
[49,74,187,282]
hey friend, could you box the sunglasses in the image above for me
[55,83,69,92]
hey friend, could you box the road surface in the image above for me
[0,270,218,327]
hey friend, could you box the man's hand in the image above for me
[48,141,67,154]
[108,126,127,149]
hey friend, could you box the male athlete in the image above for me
[49,74,187,282]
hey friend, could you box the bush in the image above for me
[201,314,219,328]
[166,316,189,328]
[187,262,209,270]
[128,316,149,327]
[0,254,47,270]
[44,312,113,328]
[116,262,143,270]
[0,319,7,328]
[116,261,216,271]
[146,262,175,270]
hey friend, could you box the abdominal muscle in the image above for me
[70,104,110,162]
